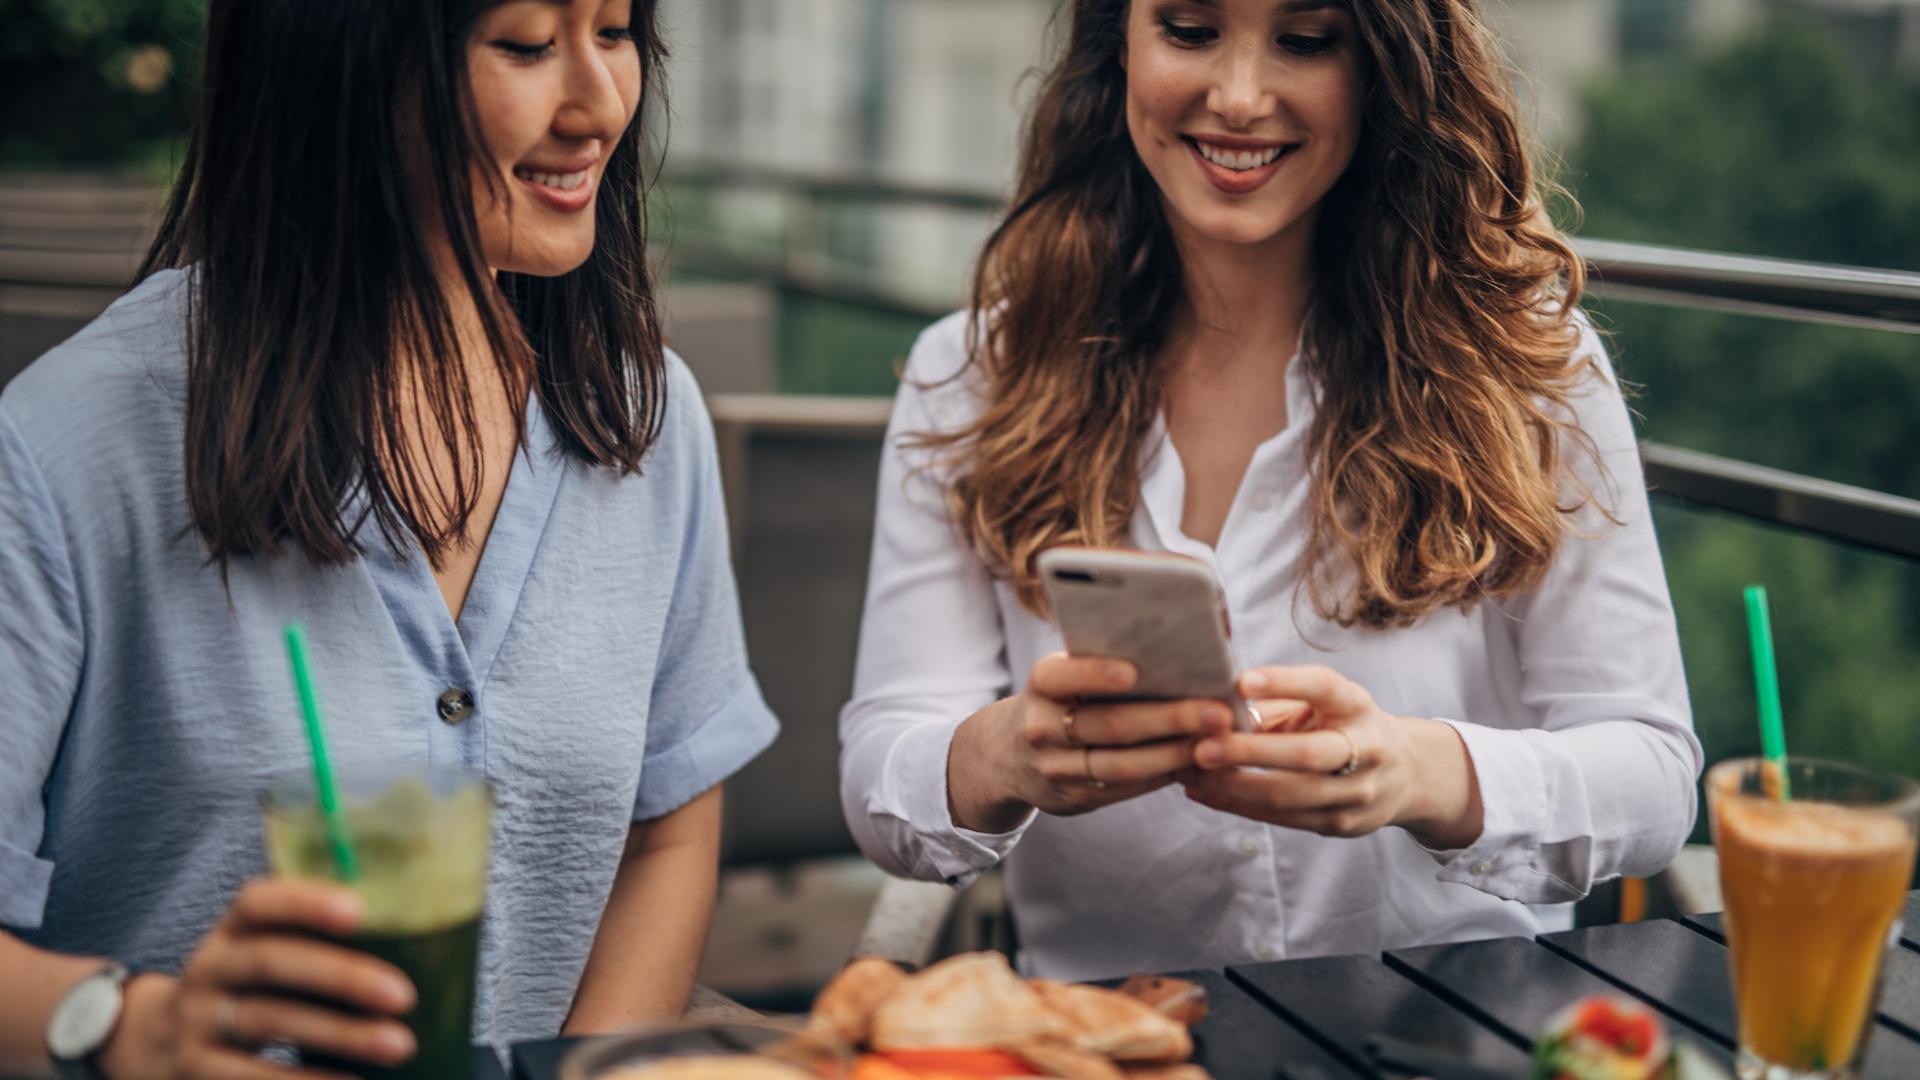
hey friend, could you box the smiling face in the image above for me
[1124,0,1367,250]
[465,0,642,276]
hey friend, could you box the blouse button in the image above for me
[1255,944,1276,961]
[1239,837,1260,857]
[437,687,475,724]
[1249,490,1276,513]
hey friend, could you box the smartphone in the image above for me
[1037,547,1254,731]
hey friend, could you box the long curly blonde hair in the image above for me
[913,0,1603,629]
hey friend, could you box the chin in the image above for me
[1174,205,1299,248]
[489,241,595,278]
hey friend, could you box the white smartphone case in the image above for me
[1037,547,1244,713]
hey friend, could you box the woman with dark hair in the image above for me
[842,0,1701,979]
[0,0,775,1073]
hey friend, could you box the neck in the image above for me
[427,244,518,398]
[1168,210,1317,368]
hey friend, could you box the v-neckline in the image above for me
[448,400,566,684]
[365,398,568,694]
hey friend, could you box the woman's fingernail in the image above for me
[384,977,417,1013]
[1107,662,1134,688]
[1195,741,1225,767]
[379,1025,417,1061]
[329,893,365,925]
[1202,705,1231,729]
[1242,671,1269,694]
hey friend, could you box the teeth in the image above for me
[515,168,590,191]
[1194,141,1286,171]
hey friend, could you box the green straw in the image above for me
[1743,585,1790,802]
[283,623,359,880]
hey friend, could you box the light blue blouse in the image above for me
[0,270,778,1045]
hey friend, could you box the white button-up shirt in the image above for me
[839,311,1702,982]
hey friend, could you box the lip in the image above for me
[1183,136,1295,195]
[513,155,599,213]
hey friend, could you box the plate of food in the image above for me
[808,952,1211,1079]
[563,952,1214,1080]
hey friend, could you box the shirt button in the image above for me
[1472,861,1493,877]
[951,846,968,860]
[437,687,475,724]
[1255,944,1276,961]
[1249,490,1276,512]
[1239,837,1260,857]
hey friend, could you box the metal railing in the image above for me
[7,165,1920,559]
[662,157,1920,561]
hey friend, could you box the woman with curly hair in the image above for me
[841,0,1700,978]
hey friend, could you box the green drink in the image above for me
[264,765,492,1080]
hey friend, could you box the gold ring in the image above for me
[1060,704,1081,747]
[216,995,241,1044]
[1083,746,1106,789]
[1332,728,1361,777]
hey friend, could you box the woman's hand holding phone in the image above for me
[1177,665,1486,850]
[947,653,1238,833]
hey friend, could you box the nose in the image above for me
[1206,44,1278,130]
[552,37,633,143]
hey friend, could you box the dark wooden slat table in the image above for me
[500,894,1920,1079]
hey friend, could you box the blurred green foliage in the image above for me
[0,0,205,171]
[1566,20,1920,815]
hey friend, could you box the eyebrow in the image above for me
[1186,0,1348,10]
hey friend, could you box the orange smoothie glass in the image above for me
[1708,757,1920,1080]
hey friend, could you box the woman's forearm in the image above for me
[565,786,724,1035]
[1400,717,1485,851]
[0,932,106,1073]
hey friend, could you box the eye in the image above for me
[1158,17,1217,47]
[491,38,554,61]
[599,26,636,45]
[1279,33,1339,57]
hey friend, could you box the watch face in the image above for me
[47,971,122,1061]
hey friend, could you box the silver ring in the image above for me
[216,995,241,1044]
[1332,728,1361,777]
[1245,701,1265,733]
[1083,746,1107,789]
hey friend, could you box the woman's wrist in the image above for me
[95,972,174,1080]
[1397,718,1485,851]
[947,704,1035,834]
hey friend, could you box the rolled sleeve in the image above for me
[0,841,56,929]
[0,406,84,930]
[636,356,781,820]
[636,679,779,821]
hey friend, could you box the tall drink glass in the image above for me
[1708,757,1920,1080]
[263,764,492,1080]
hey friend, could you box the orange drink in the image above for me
[1708,757,1920,1079]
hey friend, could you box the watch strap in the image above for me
[49,962,133,1080]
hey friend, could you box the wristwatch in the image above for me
[46,962,133,1079]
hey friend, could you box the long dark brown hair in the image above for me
[921,0,1599,628]
[139,0,669,571]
